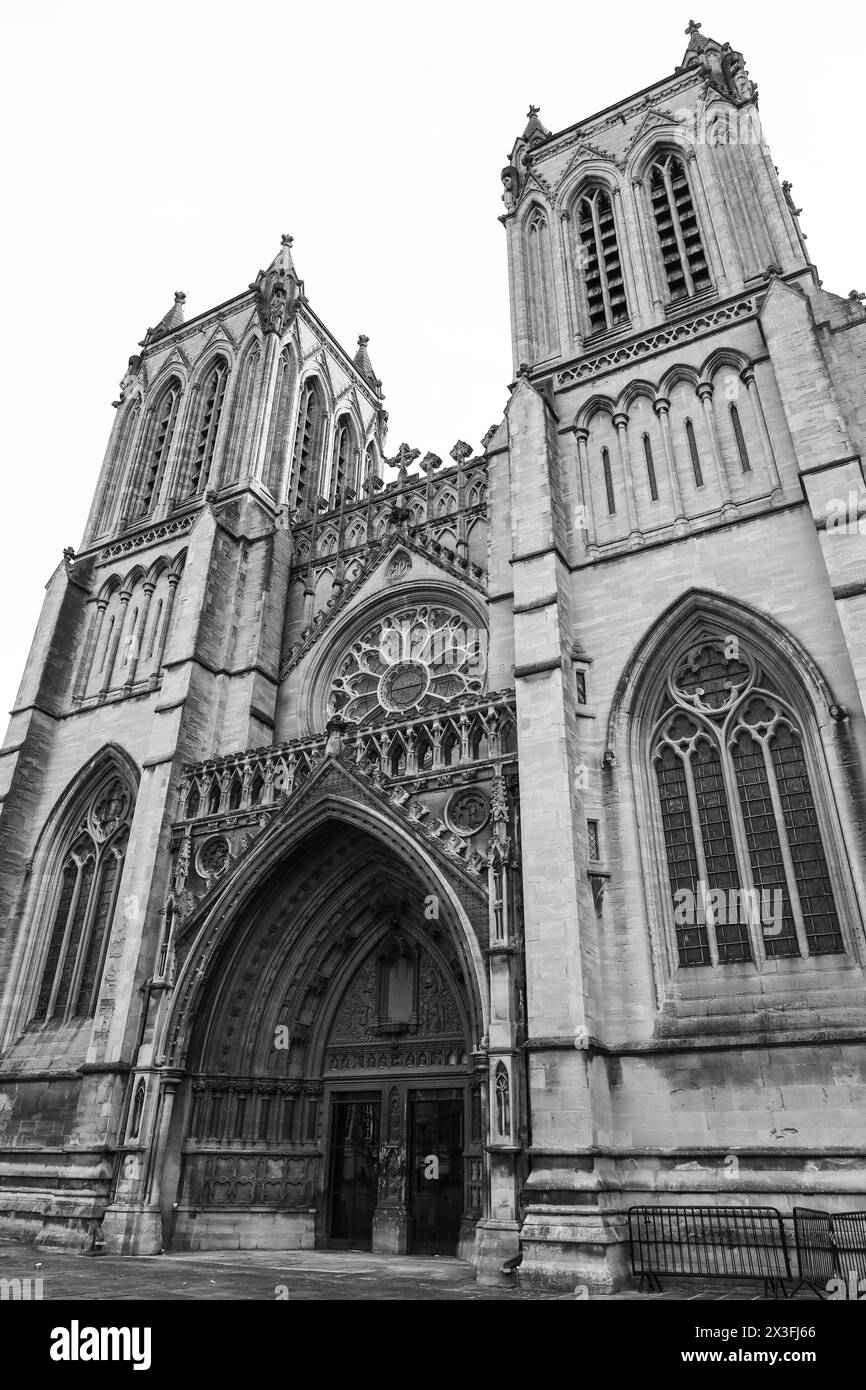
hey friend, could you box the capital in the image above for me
[612,412,630,431]
[696,382,715,401]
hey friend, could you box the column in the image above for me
[123,580,156,688]
[151,572,180,677]
[612,412,641,542]
[250,333,281,483]
[741,367,783,500]
[574,428,599,557]
[653,398,688,532]
[686,148,728,292]
[612,187,641,329]
[696,383,735,514]
[100,592,130,694]
[632,178,665,316]
[73,598,108,700]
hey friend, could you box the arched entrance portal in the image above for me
[164,812,488,1259]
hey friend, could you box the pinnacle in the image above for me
[354,334,382,393]
[141,290,186,345]
[521,103,550,144]
[267,233,297,278]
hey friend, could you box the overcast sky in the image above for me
[2,1,864,722]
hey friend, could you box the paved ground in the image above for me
[0,1241,818,1301]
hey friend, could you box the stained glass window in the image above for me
[653,637,844,967]
[32,776,133,1024]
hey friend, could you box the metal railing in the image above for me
[628,1205,792,1297]
[793,1207,866,1298]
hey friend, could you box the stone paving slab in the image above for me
[0,1242,819,1301]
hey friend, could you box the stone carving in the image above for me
[329,958,378,1042]
[328,945,464,1051]
[196,835,232,882]
[386,550,411,581]
[90,779,130,841]
[444,787,489,837]
[501,165,518,210]
[490,776,509,825]
[556,295,759,386]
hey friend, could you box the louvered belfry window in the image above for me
[292,379,325,513]
[138,378,182,517]
[653,637,844,969]
[576,187,628,335]
[33,776,133,1024]
[331,418,355,507]
[187,359,228,496]
[649,153,711,302]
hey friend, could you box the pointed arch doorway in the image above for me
[321,921,478,1256]
[165,809,488,1261]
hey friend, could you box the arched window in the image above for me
[224,341,261,485]
[96,399,140,536]
[652,636,844,969]
[684,418,704,487]
[525,207,556,358]
[291,378,326,513]
[185,358,228,497]
[330,417,358,507]
[32,772,134,1024]
[136,378,182,518]
[602,446,615,515]
[643,432,659,502]
[648,152,711,302]
[574,186,628,335]
[730,404,751,473]
[263,347,295,496]
[494,1062,510,1137]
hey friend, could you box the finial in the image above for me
[357,334,369,346]
[685,18,701,36]
[281,234,294,248]
[527,104,540,119]
[174,291,186,305]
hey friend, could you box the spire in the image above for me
[140,291,186,346]
[251,233,303,336]
[521,104,550,145]
[268,232,297,279]
[353,334,382,394]
[677,20,757,103]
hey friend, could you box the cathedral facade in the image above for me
[1,23,866,1291]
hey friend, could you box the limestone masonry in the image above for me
[1,21,865,1290]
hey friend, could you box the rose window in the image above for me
[328,605,486,723]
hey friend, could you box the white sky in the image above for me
[2,1,864,722]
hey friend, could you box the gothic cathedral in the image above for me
[2,23,865,1291]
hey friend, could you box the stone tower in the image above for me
[1,21,865,1291]
[494,19,866,1288]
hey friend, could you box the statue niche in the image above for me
[325,929,467,1072]
[373,930,419,1035]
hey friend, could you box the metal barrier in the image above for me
[628,1205,791,1297]
[793,1207,866,1298]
